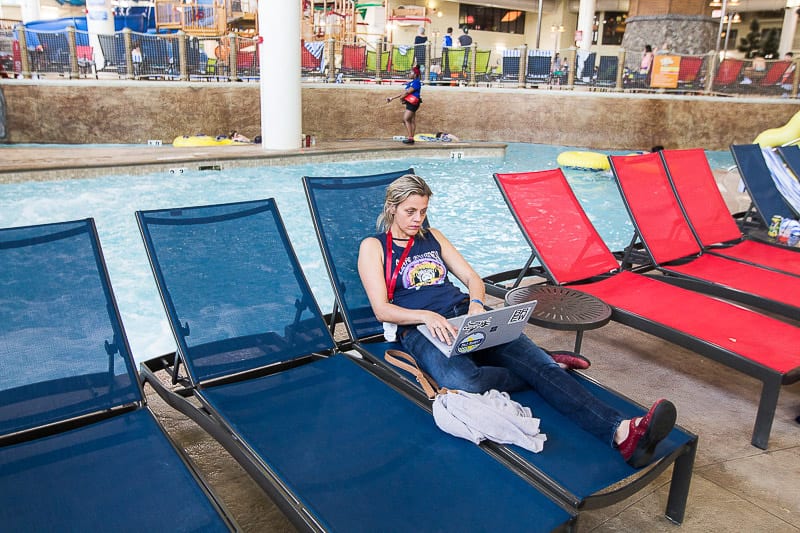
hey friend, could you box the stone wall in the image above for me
[1,81,799,151]
[622,15,718,70]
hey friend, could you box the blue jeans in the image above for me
[400,301,624,446]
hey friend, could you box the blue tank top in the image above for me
[378,231,466,315]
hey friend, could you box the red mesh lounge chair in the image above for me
[75,45,97,79]
[340,44,367,79]
[660,148,800,276]
[676,55,704,89]
[610,152,800,319]
[494,168,800,449]
[757,60,792,89]
[712,58,744,90]
[236,49,256,78]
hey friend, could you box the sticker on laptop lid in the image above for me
[456,332,486,354]
[508,307,531,324]
[463,317,491,334]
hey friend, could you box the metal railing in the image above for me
[3,27,798,98]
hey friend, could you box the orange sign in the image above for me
[650,55,681,88]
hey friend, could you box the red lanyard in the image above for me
[385,230,414,302]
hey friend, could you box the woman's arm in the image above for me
[429,228,487,315]
[358,236,457,341]
[386,85,414,103]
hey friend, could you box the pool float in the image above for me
[754,109,800,147]
[414,133,458,142]
[392,133,457,142]
[173,134,234,147]
[556,151,610,171]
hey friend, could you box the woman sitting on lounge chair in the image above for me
[357,174,678,467]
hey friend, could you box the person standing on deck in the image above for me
[386,66,422,144]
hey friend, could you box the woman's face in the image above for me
[391,194,428,238]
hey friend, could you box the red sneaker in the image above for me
[549,350,591,370]
[618,399,677,468]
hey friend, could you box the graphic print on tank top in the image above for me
[400,250,446,289]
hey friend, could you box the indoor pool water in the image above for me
[0,143,734,362]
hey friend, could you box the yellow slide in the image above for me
[754,110,800,147]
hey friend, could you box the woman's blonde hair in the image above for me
[377,174,433,234]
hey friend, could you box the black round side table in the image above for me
[505,285,612,354]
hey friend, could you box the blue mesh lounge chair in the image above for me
[0,219,234,532]
[774,145,800,214]
[136,199,573,533]
[97,33,127,76]
[494,169,800,450]
[526,49,553,83]
[661,148,800,277]
[138,35,174,79]
[302,171,697,524]
[38,31,71,74]
[610,152,800,319]
[501,49,521,81]
[731,143,798,228]
[593,55,618,87]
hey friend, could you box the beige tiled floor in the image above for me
[5,143,799,532]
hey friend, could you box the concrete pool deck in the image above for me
[0,139,506,182]
[2,142,799,532]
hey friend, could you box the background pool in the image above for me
[0,143,734,362]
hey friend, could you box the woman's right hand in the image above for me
[423,311,457,345]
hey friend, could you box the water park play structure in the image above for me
[148,0,415,42]
[12,1,397,42]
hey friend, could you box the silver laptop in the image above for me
[417,301,537,358]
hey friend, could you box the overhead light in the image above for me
[500,10,522,23]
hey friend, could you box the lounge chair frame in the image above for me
[712,58,744,92]
[610,152,800,320]
[0,218,235,531]
[774,144,800,215]
[137,198,576,533]
[493,169,800,450]
[660,148,800,277]
[302,171,697,524]
[731,143,798,230]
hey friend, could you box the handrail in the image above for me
[2,26,799,99]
